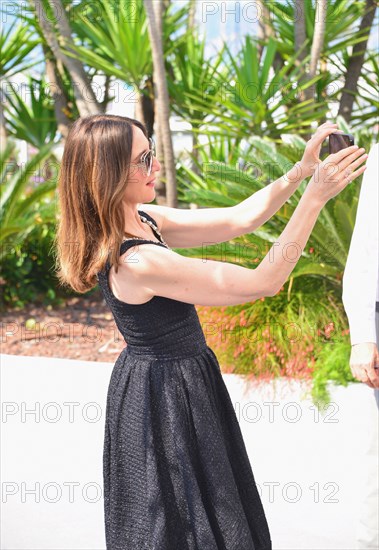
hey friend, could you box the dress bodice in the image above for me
[96,210,208,359]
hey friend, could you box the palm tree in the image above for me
[64,0,155,130]
[168,29,226,177]
[144,0,177,207]
[0,140,57,255]
[188,0,196,27]
[304,0,327,103]
[338,0,377,122]
[176,132,365,292]
[4,76,57,148]
[266,0,376,126]
[42,41,73,140]
[178,35,326,140]
[0,22,40,150]
[29,0,101,117]
[56,0,187,200]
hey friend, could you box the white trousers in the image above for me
[355,308,379,549]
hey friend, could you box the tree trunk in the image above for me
[30,0,101,117]
[0,91,7,152]
[139,7,166,205]
[144,0,177,207]
[101,74,112,113]
[135,97,145,125]
[188,0,196,30]
[135,83,155,137]
[304,0,327,102]
[186,2,201,177]
[143,77,155,137]
[154,121,167,206]
[338,0,376,123]
[256,0,283,72]
[134,83,164,202]
[151,4,167,207]
[43,43,72,141]
[191,125,201,178]
[295,0,307,63]
[294,0,307,103]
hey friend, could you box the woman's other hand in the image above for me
[304,144,367,207]
[349,342,379,389]
[299,121,344,179]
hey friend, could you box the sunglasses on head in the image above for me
[130,137,156,177]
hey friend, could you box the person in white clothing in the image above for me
[342,142,379,549]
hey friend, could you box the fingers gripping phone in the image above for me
[328,132,354,154]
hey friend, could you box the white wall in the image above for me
[1,353,378,549]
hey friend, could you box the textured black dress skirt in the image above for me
[96,210,272,550]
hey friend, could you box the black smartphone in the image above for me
[328,132,354,154]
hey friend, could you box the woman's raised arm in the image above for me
[115,145,367,307]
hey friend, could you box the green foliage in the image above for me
[4,76,57,147]
[0,140,57,257]
[0,21,41,79]
[168,29,227,124]
[268,0,368,59]
[177,133,368,290]
[1,0,377,397]
[0,218,97,310]
[350,52,379,132]
[178,130,373,399]
[62,0,189,87]
[179,35,327,138]
[0,223,64,310]
[310,339,356,407]
[64,0,152,83]
[197,277,352,408]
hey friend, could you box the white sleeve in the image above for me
[342,143,379,346]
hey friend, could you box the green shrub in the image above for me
[1,223,69,310]
[310,339,356,407]
[197,276,353,408]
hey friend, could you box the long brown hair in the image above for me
[53,114,148,293]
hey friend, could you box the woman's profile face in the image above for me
[123,125,161,204]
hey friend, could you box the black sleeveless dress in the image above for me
[96,210,272,550]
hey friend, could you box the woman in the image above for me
[55,114,367,550]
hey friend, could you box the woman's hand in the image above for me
[298,122,344,179]
[304,144,367,206]
[349,342,379,389]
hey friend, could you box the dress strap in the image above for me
[137,209,166,243]
[95,210,167,281]
[119,238,168,257]
[137,209,158,228]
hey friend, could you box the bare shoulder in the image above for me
[110,243,170,305]
[119,241,174,278]
[115,239,266,306]
[120,240,170,263]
